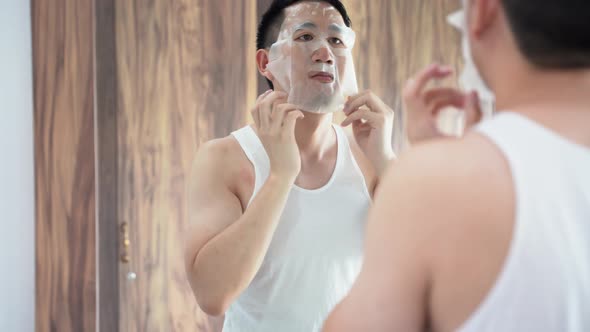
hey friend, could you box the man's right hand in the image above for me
[252,90,304,182]
[403,64,483,145]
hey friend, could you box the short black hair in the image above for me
[256,0,352,89]
[501,0,590,69]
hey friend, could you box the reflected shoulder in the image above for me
[382,133,509,196]
[373,132,514,246]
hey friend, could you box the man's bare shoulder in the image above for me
[386,132,511,197]
[376,132,515,257]
[191,133,255,195]
[194,132,252,170]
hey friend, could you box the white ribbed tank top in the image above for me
[225,124,371,332]
[458,113,590,332]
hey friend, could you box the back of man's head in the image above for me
[256,0,352,89]
[501,0,590,69]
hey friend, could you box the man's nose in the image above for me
[312,45,334,64]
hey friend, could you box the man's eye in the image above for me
[329,38,344,46]
[296,34,314,41]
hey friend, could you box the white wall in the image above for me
[0,0,35,330]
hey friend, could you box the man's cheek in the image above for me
[290,49,310,76]
[280,43,291,57]
[334,57,346,79]
[292,45,312,62]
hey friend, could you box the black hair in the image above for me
[501,0,590,69]
[256,0,352,89]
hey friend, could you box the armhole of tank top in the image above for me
[230,128,261,208]
[333,125,373,201]
[456,125,525,332]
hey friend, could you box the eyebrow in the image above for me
[328,24,346,34]
[293,22,317,31]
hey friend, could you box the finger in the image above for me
[259,99,271,130]
[255,89,273,104]
[251,90,273,128]
[429,91,466,115]
[341,108,379,127]
[424,88,464,105]
[251,107,261,128]
[432,100,465,117]
[282,110,304,136]
[260,91,287,129]
[404,64,454,98]
[271,104,299,132]
[464,91,483,128]
[271,94,288,114]
[344,91,387,115]
[352,120,372,134]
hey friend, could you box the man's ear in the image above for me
[256,49,275,81]
[469,0,501,39]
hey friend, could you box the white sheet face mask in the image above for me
[266,2,358,114]
[447,4,495,119]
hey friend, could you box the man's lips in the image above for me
[309,71,334,83]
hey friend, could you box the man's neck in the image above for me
[496,66,590,110]
[294,112,336,161]
[495,66,590,147]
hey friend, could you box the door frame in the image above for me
[95,0,121,330]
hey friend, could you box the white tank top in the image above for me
[459,112,590,332]
[225,124,371,332]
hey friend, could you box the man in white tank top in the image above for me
[183,1,407,331]
[324,0,590,331]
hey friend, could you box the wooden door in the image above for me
[32,0,97,330]
[112,1,257,331]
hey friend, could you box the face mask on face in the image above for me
[266,3,359,114]
[447,3,495,119]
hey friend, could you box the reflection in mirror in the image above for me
[184,1,465,331]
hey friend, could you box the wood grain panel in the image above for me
[340,0,462,150]
[32,0,97,331]
[114,0,256,331]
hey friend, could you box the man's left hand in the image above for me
[342,90,396,176]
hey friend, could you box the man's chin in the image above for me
[297,96,344,114]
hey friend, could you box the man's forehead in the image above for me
[283,1,343,24]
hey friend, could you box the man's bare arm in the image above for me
[184,91,305,316]
[323,135,510,331]
[323,147,434,332]
[184,140,295,316]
